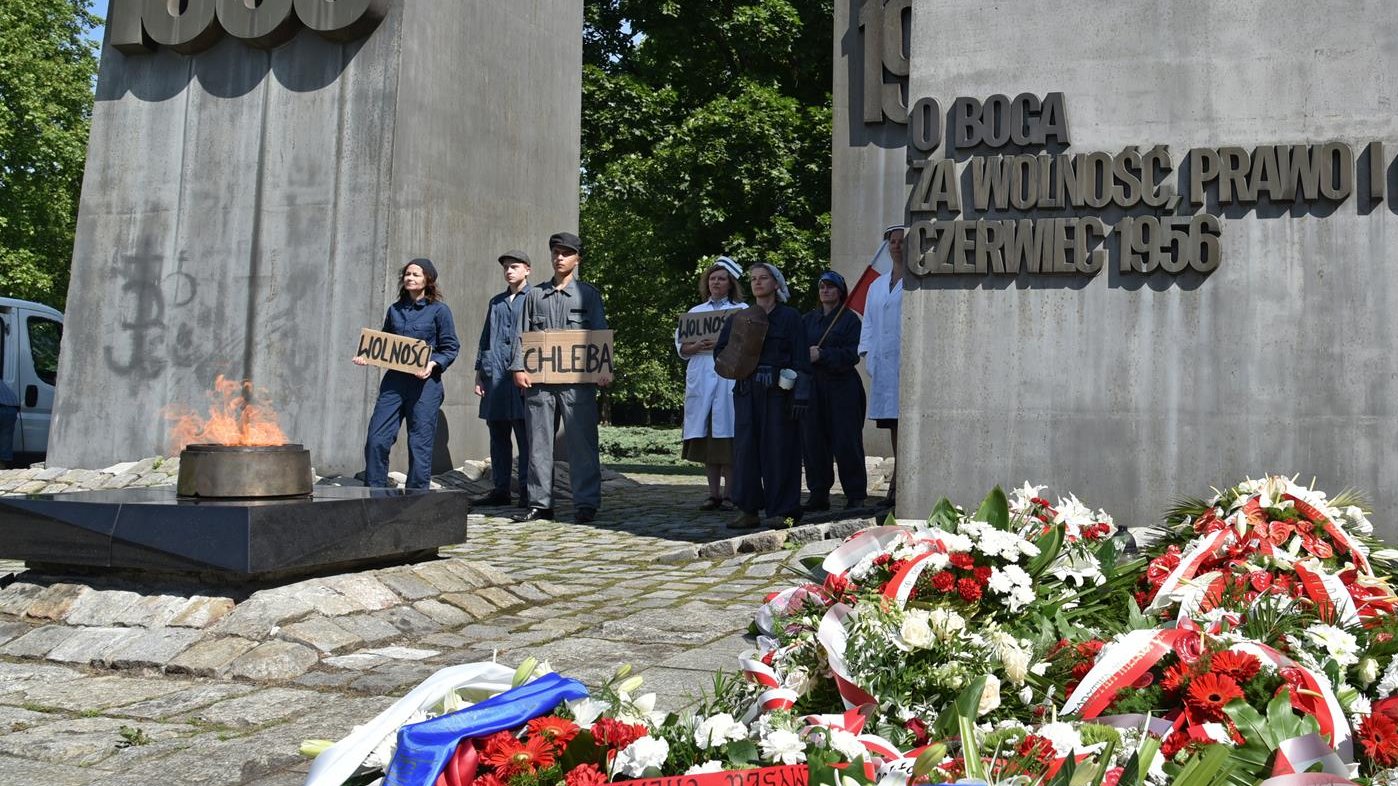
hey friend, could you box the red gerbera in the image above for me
[472,773,507,786]
[1185,673,1244,722]
[564,763,609,786]
[1161,662,1191,695]
[480,734,555,779]
[1209,651,1261,684]
[527,716,579,750]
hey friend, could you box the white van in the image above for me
[0,298,64,463]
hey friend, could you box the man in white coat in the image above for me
[858,225,904,508]
[676,256,744,509]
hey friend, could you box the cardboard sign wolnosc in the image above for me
[520,330,615,384]
[676,307,744,350]
[357,328,431,374]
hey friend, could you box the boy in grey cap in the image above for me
[509,232,611,524]
[472,250,533,507]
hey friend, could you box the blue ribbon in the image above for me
[384,673,590,786]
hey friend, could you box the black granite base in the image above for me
[0,486,469,580]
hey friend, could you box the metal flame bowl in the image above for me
[176,444,314,499]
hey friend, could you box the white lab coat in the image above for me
[676,299,740,440]
[858,272,903,420]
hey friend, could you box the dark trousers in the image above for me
[732,376,802,519]
[523,384,601,510]
[487,418,528,496]
[802,374,868,500]
[364,373,443,489]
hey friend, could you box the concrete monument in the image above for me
[50,0,583,475]
[838,0,1398,538]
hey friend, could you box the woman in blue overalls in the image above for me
[355,258,460,489]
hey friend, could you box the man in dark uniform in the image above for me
[800,270,868,511]
[472,251,532,507]
[509,232,611,524]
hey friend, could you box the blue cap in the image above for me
[818,270,848,300]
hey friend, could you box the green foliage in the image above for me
[598,424,685,464]
[0,0,99,307]
[581,1,833,414]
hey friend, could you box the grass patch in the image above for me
[116,725,152,747]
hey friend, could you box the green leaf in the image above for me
[910,744,947,779]
[725,739,759,767]
[973,486,1011,530]
[1171,744,1233,786]
[927,498,960,529]
[1026,523,1066,578]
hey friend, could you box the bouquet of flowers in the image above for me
[730,486,1142,751]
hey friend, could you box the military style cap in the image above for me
[498,250,531,266]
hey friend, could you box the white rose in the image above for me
[978,674,1002,716]
[927,608,966,641]
[1359,657,1380,687]
[900,610,935,649]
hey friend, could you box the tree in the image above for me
[582,0,833,421]
[0,0,99,308]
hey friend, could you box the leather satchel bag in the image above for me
[714,305,769,380]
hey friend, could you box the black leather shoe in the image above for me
[471,490,512,506]
[512,507,555,522]
[804,495,830,512]
[728,512,762,530]
[575,507,597,524]
[844,496,870,510]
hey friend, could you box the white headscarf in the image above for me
[750,262,789,303]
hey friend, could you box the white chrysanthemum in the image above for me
[1304,624,1360,667]
[933,530,974,553]
[988,565,1036,612]
[1376,657,1398,698]
[849,552,879,581]
[615,736,670,777]
[1036,721,1083,758]
[685,761,727,775]
[694,712,748,749]
[814,727,867,761]
[759,729,807,765]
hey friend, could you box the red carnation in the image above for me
[1185,673,1244,722]
[564,764,609,786]
[973,566,993,584]
[957,577,983,603]
[1076,640,1105,659]
[950,553,975,570]
[590,717,647,751]
[931,571,955,593]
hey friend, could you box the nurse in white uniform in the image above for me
[858,225,904,507]
[676,256,745,509]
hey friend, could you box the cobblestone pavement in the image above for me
[0,465,885,785]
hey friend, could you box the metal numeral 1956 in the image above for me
[110,0,389,55]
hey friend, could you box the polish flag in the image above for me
[844,239,893,317]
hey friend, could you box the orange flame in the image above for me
[166,375,290,452]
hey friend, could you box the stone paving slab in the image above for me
[0,461,865,783]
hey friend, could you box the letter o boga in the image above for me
[714,305,769,380]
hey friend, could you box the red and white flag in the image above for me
[845,239,891,317]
